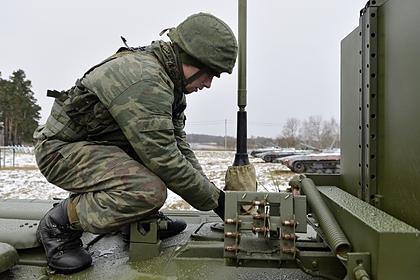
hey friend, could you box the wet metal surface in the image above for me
[318,186,419,233]
[1,210,321,279]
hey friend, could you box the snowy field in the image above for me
[0,149,295,210]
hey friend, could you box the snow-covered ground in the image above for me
[0,150,295,210]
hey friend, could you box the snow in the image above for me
[0,150,295,210]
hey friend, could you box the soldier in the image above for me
[34,13,237,274]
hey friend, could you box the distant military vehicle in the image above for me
[278,152,340,173]
[249,146,280,158]
[260,149,312,163]
[1,1,419,279]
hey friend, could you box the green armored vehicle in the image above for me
[1,0,420,279]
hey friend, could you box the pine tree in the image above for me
[0,70,41,145]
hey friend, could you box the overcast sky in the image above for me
[1,0,366,138]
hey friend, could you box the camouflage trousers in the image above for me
[35,139,167,233]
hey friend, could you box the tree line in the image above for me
[188,116,340,151]
[274,116,339,150]
[0,70,41,146]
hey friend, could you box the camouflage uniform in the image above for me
[34,41,220,233]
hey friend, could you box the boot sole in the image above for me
[49,260,92,275]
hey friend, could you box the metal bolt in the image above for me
[311,260,319,269]
[282,220,298,227]
[354,264,370,280]
[225,232,241,238]
[225,218,241,225]
[252,227,268,234]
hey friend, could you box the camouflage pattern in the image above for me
[167,13,238,74]
[34,139,167,233]
[34,40,220,234]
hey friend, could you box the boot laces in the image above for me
[51,223,83,251]
[156,211,174,222]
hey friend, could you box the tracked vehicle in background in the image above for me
[250,146,280,158]
[1,0,420,279]
[279,152,340,173]
[259,149,312,163]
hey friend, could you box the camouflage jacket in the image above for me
[34,41,219,210]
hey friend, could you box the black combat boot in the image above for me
[121,212,187,241]
[155,212,187,239]
[36,199,92,274]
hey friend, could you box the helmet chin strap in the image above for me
[184,68,208,85]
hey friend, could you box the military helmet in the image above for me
[167,13,238,75]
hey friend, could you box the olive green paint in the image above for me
[318,186,420,280]
[340,26,362,198]
[0,243,18,274]
[340,0,420,229]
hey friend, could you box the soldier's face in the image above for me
[182,64,214,94]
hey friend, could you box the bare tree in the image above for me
[300,115,323,148]
[279,118,300,147]
[320,117,340,149]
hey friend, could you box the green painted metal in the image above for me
[307,174,340,187]
[224,191,302,264]
[3,1,420,279]
[360,5,379,205]
[340,0,420,229]
[129,219,162,261]
[374,0,420,230]
[0,200,54,250]
[0,209,323,280]
[340,26,362,198]
[318,186,420,280]
[233,0,250,165]
[237,0,247,108]
[0,219,39,249]
[300,179,350,257]
[0,199,54,220]
[293,196,307,233]
[296,251,346,279]
[0,243,18,274]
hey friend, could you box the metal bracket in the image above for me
[128,218,166,261]
[224,192,306,266]
[359,5,378,203]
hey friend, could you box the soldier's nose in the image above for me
[203,76,213,88]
